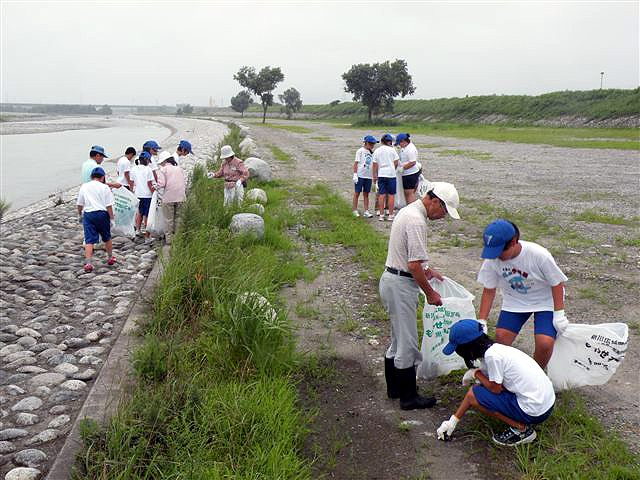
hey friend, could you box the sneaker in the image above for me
[363,210,373,218]
[384,209,389,216]
[387,214,395,221]
[352,210,360,217]
[378,214,385,222]
[492,427,537,446]
[83,263,93,273]
[107,257,116,266]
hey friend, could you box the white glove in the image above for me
[553,309,569,335]
[396,165,404,175]
[236,179,242,187]
[477,319,488,334]
[462,368,480,386]
[352,173,358,184]
[207,172,214,179]
[437,415,459,441]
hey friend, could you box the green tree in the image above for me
[234,66,284,123]
[342,59,415,121]
[230,90,252,117]
[278,87,302,119]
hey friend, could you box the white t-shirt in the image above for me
[130,164,155,198]
[77,180,114,213]
[483,343,555,417]
[354,147,374,179]
[372,145,399,178]
[477,241,568,312]
[116,156,132,185]
[399,142,421,176]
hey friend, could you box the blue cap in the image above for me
[381,133,393,142]
[394,133,409,145]
[363,135,379,144]
[90,145,108,158]
[143,140,161,150]
[90,167,106,178]
[138,151,152,162]
[481,220,516,259]
[178,140,192,154]
[443,319,485,355]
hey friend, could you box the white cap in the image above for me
[220,145,235,159]
[158,151,174,163]
[430,182,460,219]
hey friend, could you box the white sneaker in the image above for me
[378,214,385,221]
[352,210,360,217]
[387,214,395,221]
[363,210,373,218]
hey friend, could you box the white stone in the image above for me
[60,380,86,391]
[0,428,28,440]
[15,413,39,426]
[229,213,264,239]
[75,346,104,357]
[29,373,65,387]
[13,448,47,468]
[15,328,41,339]
[3,351,34,363]
[0,440,15,453]
[10,397,42,412]
[246,188,267,204]
[0,345,21,357]
[25,428,61,445]
[5,467,41,480]
[244,157,272,183]
[54,363,79,376]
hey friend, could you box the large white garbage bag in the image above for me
[417,277,476,378]
[146,191,166,236]
[112,187,139,237]
[395,170,406,208]
[547,323,628,391]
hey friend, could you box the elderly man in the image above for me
[380,182,461,410]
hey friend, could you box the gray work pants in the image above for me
[379,270,423,369]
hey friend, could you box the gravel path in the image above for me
[0,116,226,478]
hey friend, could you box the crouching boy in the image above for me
[77,167,116,273]
[436,319,555,446]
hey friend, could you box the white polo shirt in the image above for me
[77,180,114,213]
[373,145,399,178]
[385,199,430,272]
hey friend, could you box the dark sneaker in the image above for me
[492,427,537,446]
[399,394,436,410]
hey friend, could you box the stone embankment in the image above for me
[0,116,226,478]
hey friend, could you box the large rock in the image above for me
[229,214,264,239]
[239,137,257,154]
[244,157,272,183]
[246,188,267,204]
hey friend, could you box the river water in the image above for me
[0,117,170,211]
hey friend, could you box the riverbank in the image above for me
[0,116,227,478]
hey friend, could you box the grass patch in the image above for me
[615,235,640,247]
[260,122,312,134]
[308,136,331,142]
[436,149,493,161]
[269,144,295,165]
[574,209,639,226]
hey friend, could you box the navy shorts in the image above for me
[138,197,152,217]
[378,177,396,195]
[402,169,422,190]
[473,386,554,425]
[497,310,556,338]
[355,177,372,193]
[83,211,111,245]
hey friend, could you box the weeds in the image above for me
[0,198,10,219]
[269,144,295,165]
[574,209,639,226]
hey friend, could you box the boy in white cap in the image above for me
[476,220,569,369]
[207,145,249,207]
[380,182,460,410]
[352,135,377,217]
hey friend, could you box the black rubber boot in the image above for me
[384,357,400,399]
[397,366,436,410]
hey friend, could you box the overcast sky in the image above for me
[1,1,638,107]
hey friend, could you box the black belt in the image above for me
[386,267,413,278]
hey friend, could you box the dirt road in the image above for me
[238,118,639,477]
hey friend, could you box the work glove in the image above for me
[477,318,488,334]
[352,173,359,184]
[437,415,459,441]
[236,179,242,188]
[553,309,569,335]
[396,165,404,175]
[207,172,215,179]
[462,368,480,386]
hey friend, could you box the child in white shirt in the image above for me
[130,152,156,237]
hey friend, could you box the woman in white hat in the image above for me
[208,145,249,207]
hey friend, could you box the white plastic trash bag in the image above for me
[417,277,476,379]
[395,169,406,207]
[223,180,244,208]
[547,323,628,391]
[146,191,166,236]
[112,187,139,237]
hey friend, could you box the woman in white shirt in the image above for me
[395,133,422,204]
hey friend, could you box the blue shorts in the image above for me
[378,177,396,195]
[473,386,553,425]
[83,211,111,245]
[497,310,556,338]
[355,177,372,193]
[138,197,152,217]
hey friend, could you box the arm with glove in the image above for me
[551,283,568,335]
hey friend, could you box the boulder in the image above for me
[247,204,265,215]
[246,188,267,204]
[229,214,264,239]
[239,137,258,155]
[244,157,272,183]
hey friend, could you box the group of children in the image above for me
[352,133,421,221]
[76,140,191,272]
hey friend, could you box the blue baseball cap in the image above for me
[143,140,161,150]
[481,220,516,259]
[178,140,192,154]
[381,133,394,142]
[138,151,152,161]
[90,145,108,158]
[90,167,106,178]
[443,319,485,355]
[394,133,409,145]
[363,135,379,144]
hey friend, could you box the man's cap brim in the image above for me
[481,243,505,259]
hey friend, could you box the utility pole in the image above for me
[600,72,604,89]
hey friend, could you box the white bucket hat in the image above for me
[220,145,235,159]
[158,151,174,164]
[429,182,460,219]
